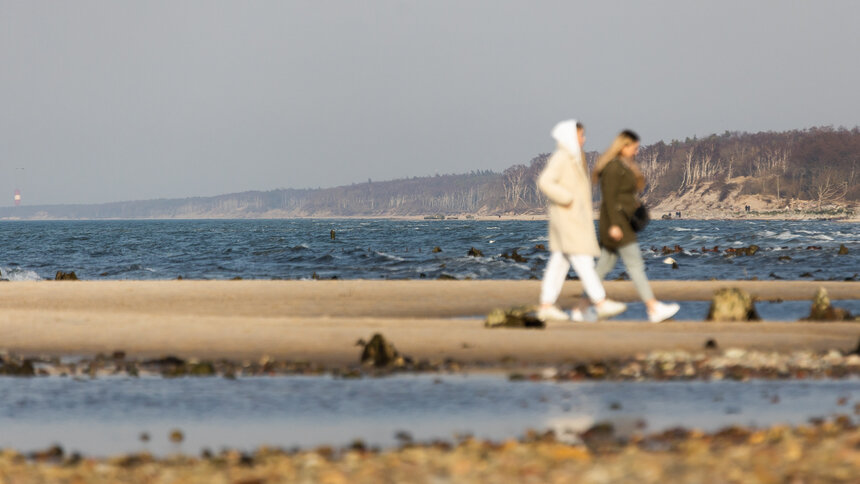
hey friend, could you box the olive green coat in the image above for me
[598,158,640,251]
[537,147,600,256]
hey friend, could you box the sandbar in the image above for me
[0,280,857,364]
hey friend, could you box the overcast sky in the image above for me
[1,1,858,206]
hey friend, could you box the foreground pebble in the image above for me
[2,418,858,483]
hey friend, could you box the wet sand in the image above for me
[0,280,857,363]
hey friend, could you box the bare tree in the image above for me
[812,169,848,210]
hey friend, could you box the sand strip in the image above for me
[1,280,856,318]
[0,281,857,363]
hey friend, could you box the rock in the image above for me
[533,244,546,251]
[30,444,63,462]
[169,429,184,443]
[188,361,216,376]
[54,271,78,280]
[580,422,617,452]
[484,306,545,329]
[706,288,761,322]
[437,274,457,280]
[431,246,442,253]
[360,333,403,367]
[501,249,527,263]
[704,338,719,349]
[330,230,336,240]
[838,244,849,255]
[778,255,792,261]
[0,358,35,376]
[724,245,759,256]
[804,287,854,321]
[661,245,683,255]
[467,247,483,257]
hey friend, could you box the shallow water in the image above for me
[0,375,856,456]
[0,219,857,281]
[613,300,860,321]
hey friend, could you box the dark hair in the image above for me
[576,122,584,130]
[620,129,639,142]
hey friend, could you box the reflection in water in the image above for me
[0,375,856,456]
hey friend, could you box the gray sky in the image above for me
[1,1,859,206]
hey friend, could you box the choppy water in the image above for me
[0,375,855,456]
[0,219,857,281]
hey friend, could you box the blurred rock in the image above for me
[360,333,404,368]
[706,288,761,322]
[54,271,78,280]
[804,287,854,321]
[485,306,545,329]
[467,247,483,257]
[838,244,849,255]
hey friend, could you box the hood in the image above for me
[551,119,581,157]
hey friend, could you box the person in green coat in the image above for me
[592,130,680,323]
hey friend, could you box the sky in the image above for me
[1,1,859,206]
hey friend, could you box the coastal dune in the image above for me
[1,280,857,364]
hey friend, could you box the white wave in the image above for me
[1,267,42,281]
[691,235,719,242]
[374,251,405,262]
[774,231,796,240]
[671,227,698,232]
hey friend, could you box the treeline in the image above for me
[637,126,860,205]
[1,127,857,219]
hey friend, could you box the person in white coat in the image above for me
[536,120,627,322]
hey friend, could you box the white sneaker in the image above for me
[570,307,598,323]
[648,301,680,323]
[595,299,627,320]
[536,305,570,322]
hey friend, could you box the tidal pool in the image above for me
[0,375,856,456]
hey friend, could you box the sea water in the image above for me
[0,219,856,282]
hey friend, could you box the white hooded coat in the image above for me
[536,120,600,256]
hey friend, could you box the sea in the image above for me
[0,219,856,282]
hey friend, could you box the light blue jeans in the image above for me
[595,242,655,302]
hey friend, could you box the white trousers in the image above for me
[540,252,606,305]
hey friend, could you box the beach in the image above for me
[1,280,857,363]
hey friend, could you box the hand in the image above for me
[609,225,623,241]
